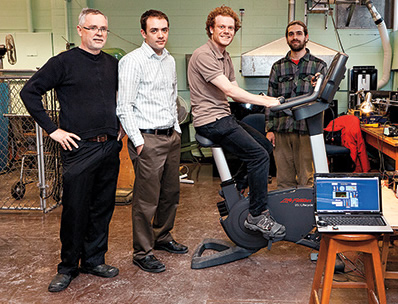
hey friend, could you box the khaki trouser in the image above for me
[128,131,181,259]
[274,132,314,189]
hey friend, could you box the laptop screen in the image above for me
[314,174,381,214]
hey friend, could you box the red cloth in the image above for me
[324,115,371,172]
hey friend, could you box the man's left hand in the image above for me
[117,124,126,141]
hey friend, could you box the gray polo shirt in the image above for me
[188,39,235,127]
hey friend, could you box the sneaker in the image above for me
[244,210,286,240]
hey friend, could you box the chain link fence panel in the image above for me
[0,73,62,212]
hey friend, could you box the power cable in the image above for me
[328,2,346,53]
[309,0,325,11]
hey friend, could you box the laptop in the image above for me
[314,173,393,233]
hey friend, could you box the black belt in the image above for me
[140,127,174,136]
[86,134,112,142]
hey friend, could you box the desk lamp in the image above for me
[360,92,374,123]
[360,92,374,114]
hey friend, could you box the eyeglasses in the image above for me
[82,26,109,34]
[149,28,169,34]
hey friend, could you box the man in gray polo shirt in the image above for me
[188,5,286,241]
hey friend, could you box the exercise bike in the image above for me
[191,52,349,269]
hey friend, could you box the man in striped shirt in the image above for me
[117,9,187,273]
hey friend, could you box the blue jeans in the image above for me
[196,115,273,216]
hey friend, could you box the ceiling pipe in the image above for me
[26,0,33,32]
[288,0,295,23]
[365,0,392,89]
[394,0,398,31]
[64,0,72,44]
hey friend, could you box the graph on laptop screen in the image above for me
[315,176,380,213]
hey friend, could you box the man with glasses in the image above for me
[20,8,122,292]
[117,9,187,273]
[188,5,286,241]
[266,20,326,189]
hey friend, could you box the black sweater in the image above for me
[20,47,118,139]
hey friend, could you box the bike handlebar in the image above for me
[270,74,324,112]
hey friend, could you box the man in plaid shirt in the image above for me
[267,20,327,189]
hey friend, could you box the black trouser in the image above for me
[195,116,273,216]
[57,138,122,276]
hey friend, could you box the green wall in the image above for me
[0,0,395,113]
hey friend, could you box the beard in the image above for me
[288,39,306,52]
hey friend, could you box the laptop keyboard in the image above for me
[319,216,386,226]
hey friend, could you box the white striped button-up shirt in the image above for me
[117,41,180,147]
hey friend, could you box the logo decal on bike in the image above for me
[280,198,312,204]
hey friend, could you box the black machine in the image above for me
[191,52,349,269]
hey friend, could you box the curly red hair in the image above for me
[205,5,241,38]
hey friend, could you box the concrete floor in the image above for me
[1,163,397,304]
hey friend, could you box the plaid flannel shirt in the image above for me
[266,49,327,134]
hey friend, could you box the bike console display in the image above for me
[319,52,349,104]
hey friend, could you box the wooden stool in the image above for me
[309,234,386,304]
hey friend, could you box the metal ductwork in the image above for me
[241,0,338,77]
[241,38,338,77]
[241,0,391,81]
[365,0,391,89]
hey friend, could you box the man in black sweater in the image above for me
[20,8,123,292]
